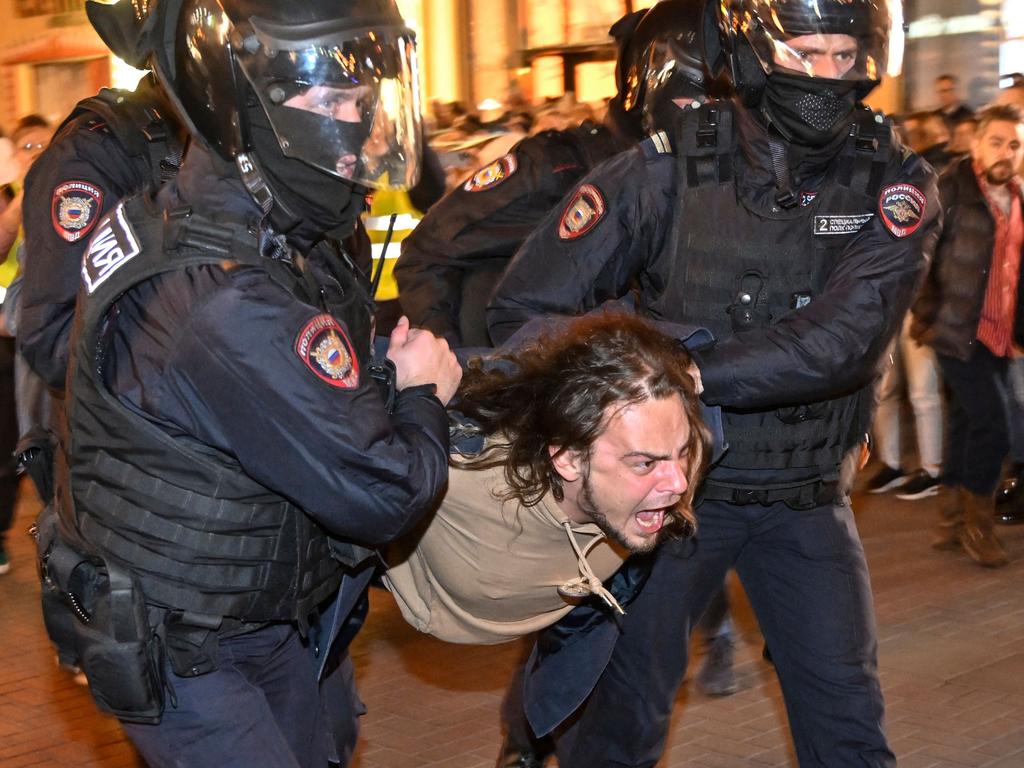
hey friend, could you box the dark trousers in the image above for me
[123,624,335,768]
[937,344,1011,496]
[0,337,18,546]
[554,497,894,768]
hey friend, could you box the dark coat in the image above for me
[395,123,631,346]
[911,155,1024,360]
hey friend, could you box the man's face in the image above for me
[950,121,977,154]
[553,395,692,554]
[13,125,50,178]
[935,78,958,110]
[996,86,1024,110]
[973,119,1024,186]
[285,84,376,179]
[772,33,859,80]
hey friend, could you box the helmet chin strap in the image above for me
[236,152,275,216]
[228,49,296,223]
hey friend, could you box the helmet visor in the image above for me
[734,0,903,81]
[237,21,423,190]
[633,38,707,115]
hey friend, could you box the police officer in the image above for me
[48,1,461,766]
[488,0,939,765]
[395,0,717,348]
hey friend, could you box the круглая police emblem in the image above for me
[295,315,360,389]
[52,180,103,243]
[464,154,518,192]
[878,183,926,238]
[558,184,606,240]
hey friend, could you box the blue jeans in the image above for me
[123,623,334,768]
[554,497,894,768]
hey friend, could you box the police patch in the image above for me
[463,154,518,192]
[878,183,926,238]
[52,181,103,243]
[295,315,360,389]
[557,184,606,240]
[81,204,140,294]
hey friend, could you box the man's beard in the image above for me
[577,471,666,555]
[985,160,1016,186]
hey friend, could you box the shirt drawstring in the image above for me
[558,521,625,615]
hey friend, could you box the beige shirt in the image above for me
[382,461,626,645]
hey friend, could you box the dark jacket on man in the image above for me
[911,154,1024,360]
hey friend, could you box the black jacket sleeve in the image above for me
[485,146,676,345]
[20,115,144,388]
[696,151,942,409]
[121,266,451,547]
[396,132,595,344]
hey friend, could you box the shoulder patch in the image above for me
[295,315,360,389]
[879,183,926,238]
[463,154,517,192]
[52,180,103,243]
[557,184,606,240]
[81,204,140,294]
[640,130,672,160]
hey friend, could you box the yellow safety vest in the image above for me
[363,188,422,302]
[0,182,22,296]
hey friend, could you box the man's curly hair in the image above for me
[454,313,711,536]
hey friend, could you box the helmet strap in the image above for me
[236,153,274,215]
[732,36,767,107]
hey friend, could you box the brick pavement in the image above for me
[2,474,1024,767]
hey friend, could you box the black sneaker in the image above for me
[895,470,941,500]
[865,465,906,494]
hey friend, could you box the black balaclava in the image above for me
[761,70,859,148]
[732,35,859,150]
[247,104,367,252]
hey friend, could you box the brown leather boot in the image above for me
[931,485,965,551]
[962,491,1010,568]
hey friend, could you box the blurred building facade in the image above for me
[0,0,1021,136]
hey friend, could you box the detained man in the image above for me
[382,313,711,644]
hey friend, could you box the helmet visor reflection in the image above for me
[238,28,423,189]
[734,0,902,80]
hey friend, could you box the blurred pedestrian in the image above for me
[935,74,974,129]
[949,116,978,156]
[0,115,53,576]
[911,103,1024,567]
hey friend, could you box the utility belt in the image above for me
[699,477,840,511]
[34,504,260,724]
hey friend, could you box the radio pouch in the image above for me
[72,561,166,724]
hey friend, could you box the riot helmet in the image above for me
[151,0,422,193]
[619,0,718,134]
[605,9,648,139]
[86,0,164,69]
[714,0,902,145]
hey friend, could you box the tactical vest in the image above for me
[58,195,370,630]
[645,103,891,477]
[58,78,184,190]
